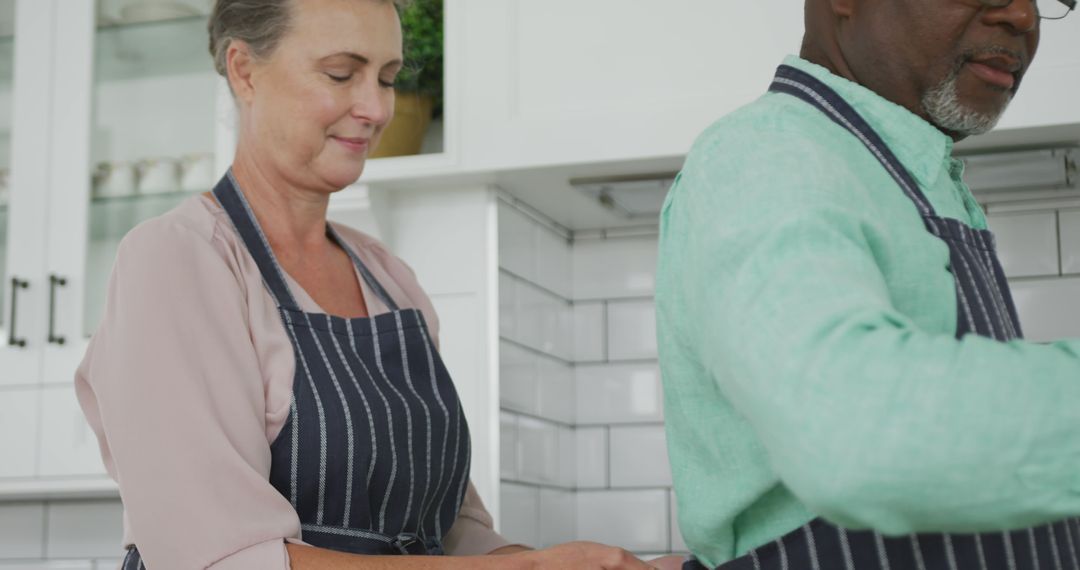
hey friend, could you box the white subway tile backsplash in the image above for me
[46,500,124,559]
[0,502,46,559]
[554,303,575,362]
[501,412,519,480]
[515,283,547,353]
[670,490,688,552]
[499,203,537,282]
[987,211,1059,277]
[609,426,672,488]
[500,341,539,415]
[576,363,664,425]
[500,483,540,547]
[499,272,518,340]
[573,303,606,362]
[499,221,675,552]
[1061,210,1080,274]
[517,417,561,485]
[516,284,571,359]
[1009,277,1080,341]
[577,490,669,553]
[573,238,658,300]
[541,296,572,361]
[535,228,572,299]
[558,427,577,489]
[0,388,38,478]
[576,427,608,489]
[607,300,658,361]
[539,489,577,548]
[537,358,574,424]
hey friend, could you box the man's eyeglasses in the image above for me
[980,0,1076,20]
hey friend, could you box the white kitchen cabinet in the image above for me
[0,0,223,487]
[38,385,107,477]
[455,0,1080,171]
[0,387,39,478]
[0,0,53,387]
[457,0,804,171]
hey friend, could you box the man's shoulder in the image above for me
[689,92,855,162]
[670,93,884,218]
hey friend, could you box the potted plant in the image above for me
[371,0,443,158]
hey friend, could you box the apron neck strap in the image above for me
[768,64,937,218]
[213,171,301,310]
[212,171,402,313]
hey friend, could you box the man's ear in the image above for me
[830,0,856,19]
[226,40,258,105]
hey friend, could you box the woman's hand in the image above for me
[514,541,658,569]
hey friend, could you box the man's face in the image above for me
[843,0,1041,138]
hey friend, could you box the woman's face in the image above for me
[240,0,403,191]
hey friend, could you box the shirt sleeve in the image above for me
[75,219,299,570]
[663,124,1080,535]
[442,482,520,555]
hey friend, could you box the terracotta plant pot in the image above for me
[370,91,435,158]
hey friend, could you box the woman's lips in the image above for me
[965,59,1019,91]
[331,136,371,153]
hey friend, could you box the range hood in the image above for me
[961,148,1077,193]
[569,172,678,219]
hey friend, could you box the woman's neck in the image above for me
[229,149,333,259]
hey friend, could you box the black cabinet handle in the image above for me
[48,274,67,346]
[8,277,28,348]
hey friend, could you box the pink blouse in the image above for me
[75,195,511,569]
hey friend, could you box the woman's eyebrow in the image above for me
[321,51,403,68]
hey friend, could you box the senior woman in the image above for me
[74,0,662,568]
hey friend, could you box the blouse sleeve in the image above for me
[441,482,522,555]
[75,219,299,569]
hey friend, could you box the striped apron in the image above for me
[684,64,1080,570]
[123,172,471,567]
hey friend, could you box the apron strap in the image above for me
[212,171,401,313]
[212,171,301,311]
[768,65,936,218]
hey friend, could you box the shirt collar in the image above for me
[780,55,954,191]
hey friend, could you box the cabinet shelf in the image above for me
[95,15,213,81]
[89,190,198,240]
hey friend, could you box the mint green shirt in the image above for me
[657,56,1080,568]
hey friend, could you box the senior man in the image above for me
[657,0,1080,568]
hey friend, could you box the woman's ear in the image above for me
[226,40,257,105]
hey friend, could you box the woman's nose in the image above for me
[351,81,394,127]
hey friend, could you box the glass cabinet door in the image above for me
[0,0,55,390]
[82,0,219,338]
[0,0,15,345]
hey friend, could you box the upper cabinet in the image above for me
[455,0,804,171]
[454,0,1079,173]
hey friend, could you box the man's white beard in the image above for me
[921,65,1011,137]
